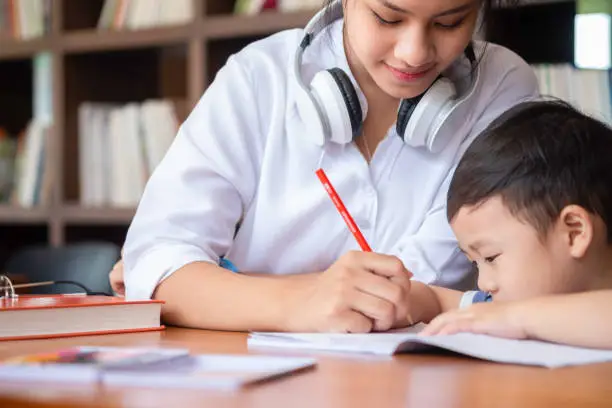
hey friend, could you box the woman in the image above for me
[115,0,538,333]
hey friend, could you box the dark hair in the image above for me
[322,0,521,34]
[321,0,521,71]
[447,99,612,243]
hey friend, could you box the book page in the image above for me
[248,324,612,368]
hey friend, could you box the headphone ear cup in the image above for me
[327,68,364,140]
[309,68,363,144]
[397,77,457,152]
[396,95,424,141]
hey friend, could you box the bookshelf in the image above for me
[0,0,583,266]
[0,0,318,265]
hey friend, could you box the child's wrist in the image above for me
[407,281,440,324]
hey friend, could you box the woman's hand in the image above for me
[419,302,528,340]
[283,251,413,333]
[109,259,125,297]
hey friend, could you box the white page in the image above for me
[103,354,317,389]
[248,324,612,368]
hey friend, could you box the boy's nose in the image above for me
[477,275,499,295]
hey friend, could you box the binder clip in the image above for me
[0,274,18,301]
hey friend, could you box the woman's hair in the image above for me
[446,99,612,243]
[322,0,522,31]
[321,0,522,70]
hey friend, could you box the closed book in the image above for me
[0,294,163,341]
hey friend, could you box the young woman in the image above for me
[116,0,538,333]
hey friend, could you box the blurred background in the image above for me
[0,0,608,290]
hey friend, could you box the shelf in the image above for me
[60,205,136,225]
[204,10,316,39]
[0,37,53,60]
[61,25,195,54]
[0,205,50,224]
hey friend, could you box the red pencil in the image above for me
[315,168,373,252]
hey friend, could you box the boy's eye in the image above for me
[372,11,401,26]
[484,255,499,264]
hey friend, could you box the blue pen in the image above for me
[219,257,239,273]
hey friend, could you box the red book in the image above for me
[0,295,164,341]
[262,0,276,10]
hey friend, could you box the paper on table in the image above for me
[248,324,612,368]
[102,354,317,389]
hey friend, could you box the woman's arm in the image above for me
[151,261,304,332]
[421,291,612,349]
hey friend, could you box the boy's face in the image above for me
[450,196,590,302]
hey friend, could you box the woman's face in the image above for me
[343,0,480,100]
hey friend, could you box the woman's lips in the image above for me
[386,64,433,82]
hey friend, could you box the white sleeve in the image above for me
[123,56,263,300]
[397,49,540,289]
[396,167,474,289]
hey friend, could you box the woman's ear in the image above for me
[557,205,594,259]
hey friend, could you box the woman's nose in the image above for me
[394,27,434,68]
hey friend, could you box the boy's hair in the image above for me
[447,99,612,243]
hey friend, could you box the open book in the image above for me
[248,324,612,368]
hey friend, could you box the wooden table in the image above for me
[0,327,611,408]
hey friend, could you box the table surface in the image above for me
[0,327,611,408]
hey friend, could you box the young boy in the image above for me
[408,99,612,349]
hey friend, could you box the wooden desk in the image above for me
[0,328,611,408]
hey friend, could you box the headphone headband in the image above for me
[301,0,343,47]
[294,0,481,151]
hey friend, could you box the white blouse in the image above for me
[123,19,539,300]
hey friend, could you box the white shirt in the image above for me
[123,19,539,300]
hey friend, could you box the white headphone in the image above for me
[294,0,482,153]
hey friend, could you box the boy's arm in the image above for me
[406,281,464,324]
[518,290,612,349]
[421,290,612,349]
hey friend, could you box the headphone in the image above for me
[294,0,481,153]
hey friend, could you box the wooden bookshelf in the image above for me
[0,0,576,264]
[0,0,319,263]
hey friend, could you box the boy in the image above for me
[409,99,612,349]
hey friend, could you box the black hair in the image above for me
[321,0,521,73]
[322,0,521,29]
[447,99,612,243]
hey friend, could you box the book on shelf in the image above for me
[531,63,612,125]
[0,0,51,41]
[0,52,52,207]
[77,99,180,208]
[0,294,164,341]
[97,0,194,31]
[234,0,324,15]
[0,346,317,389]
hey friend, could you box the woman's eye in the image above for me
[435,17,466,29]
[372,11,401,26]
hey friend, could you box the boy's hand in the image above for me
[419,302,528,339]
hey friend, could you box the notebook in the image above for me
[102,354,317,389]
[0,346,317,389]
[247,324,612,368]
[0,294,164,340]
